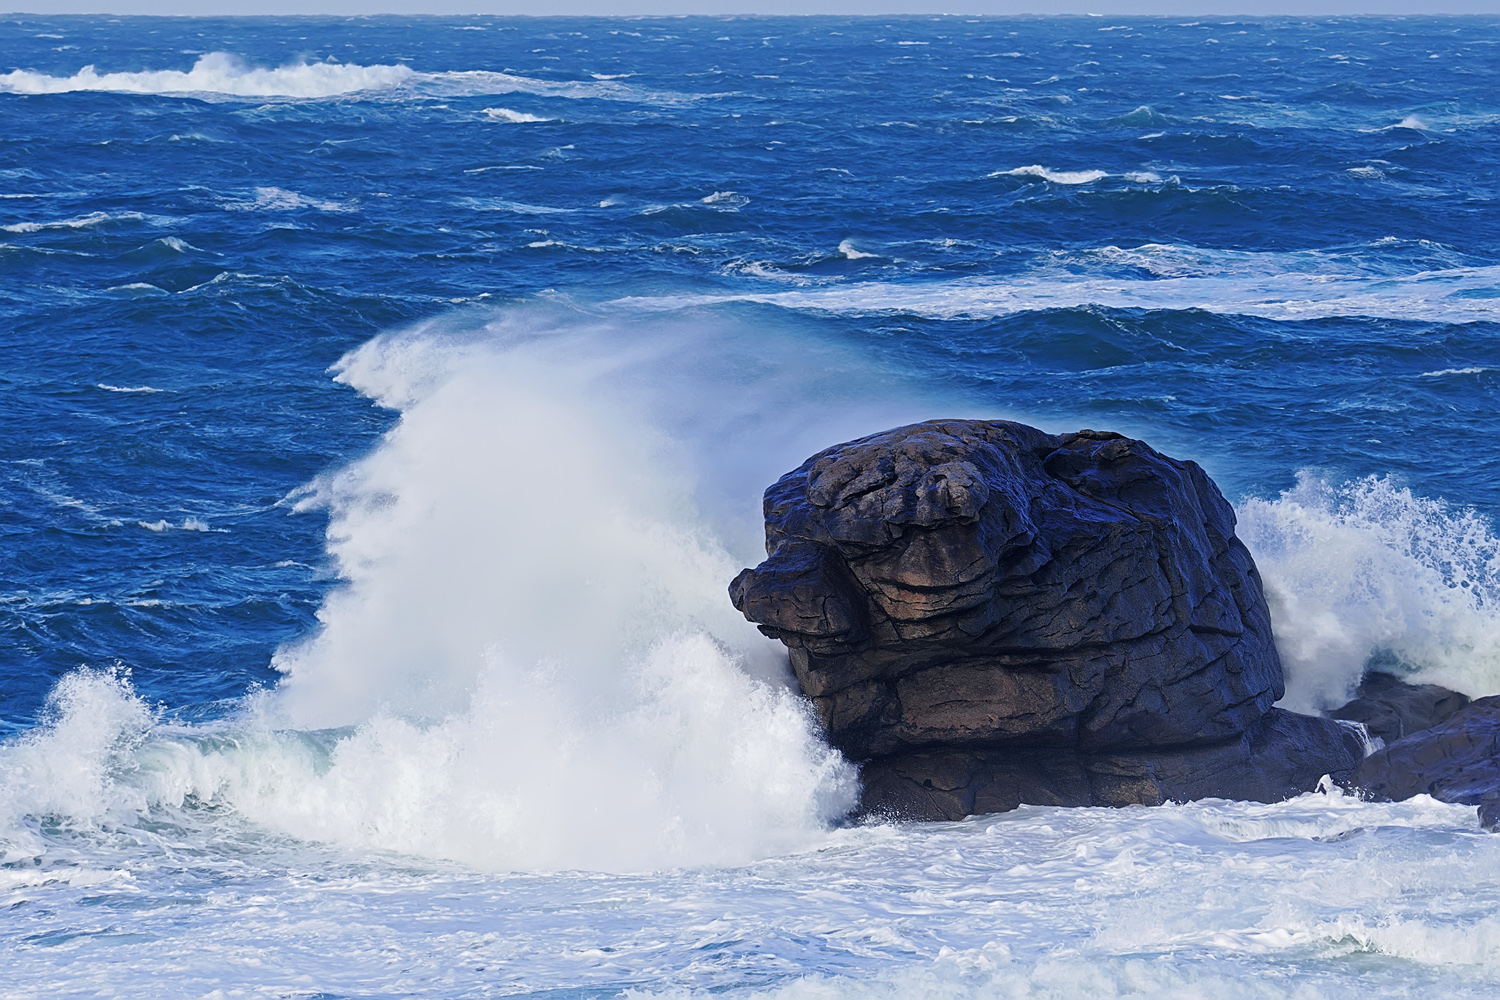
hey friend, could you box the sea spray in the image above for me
[1239,472,1500,712]
[0,668,154,862]
[248,310,872,869]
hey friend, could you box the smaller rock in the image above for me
[860,709,1367,821]
[1350,697,1500,824]
[1328,671,1470,745]
[1480,794,1500,833]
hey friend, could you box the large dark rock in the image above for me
[730,420,1362,821]
[1328,671,1470,745]
[730,419,1285,759]
[1351,697,1500,829]
[862,709,1369,821]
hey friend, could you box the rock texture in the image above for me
[862,709,1368,821]
[1328,671,1470,745]
[731,419,1284,756]
[731,419,1363,819]
[1350,697,1500,830]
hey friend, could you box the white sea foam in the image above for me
[1240,473,1500,712]
[136,517,214,532]
[0,52,417,98]
[224,186,355,213]
[7,687,1498,998]
[0,669,153,862]
[1420,366,1490,378]
[0,52,686,103]
[701,190,750,209]
[640,192,751,216]
[457,195,574,214]
[996,164,1109,184]
[613,245,1500,326]
[2,211,140,233]
[96,383,163,393]
[104,282,168,296]
[482,106,550,122]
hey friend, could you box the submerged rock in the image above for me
[1328,671,1471,745]
[731,419,1359,820]
[1351,697,1500,830]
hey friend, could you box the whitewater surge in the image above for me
[1241,473,1500,712]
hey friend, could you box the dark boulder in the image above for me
[730,419,1285,758]
[1328,671,1470,745]
[731,419,1360,821]
[862,709,1369,821]
[1350,697,1500,829]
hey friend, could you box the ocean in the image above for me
[2,13,1499,997]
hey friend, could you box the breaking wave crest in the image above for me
[1240,473,1500,713]
[2,303,955,873]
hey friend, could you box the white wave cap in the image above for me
[0,52,417,98]
[482,107,550,123]
[224,187,356,213]
[0,53,688,103]
[1240,473,1500,712]
[997,164,1109,184]
[838,239,879,260]
[2,211,145,233]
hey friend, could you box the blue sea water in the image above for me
[2,13,1500,998]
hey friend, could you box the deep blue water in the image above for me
[3,16,1500,998]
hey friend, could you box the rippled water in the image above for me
[3,14,1499,998]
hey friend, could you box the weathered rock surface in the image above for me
[1350,697,1500,830]
[731,419,1361,820]
[1328,671,1470,745]
[861,709,1369,821]
[730,419,1285,758]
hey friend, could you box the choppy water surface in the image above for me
[2,14,1499,998]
